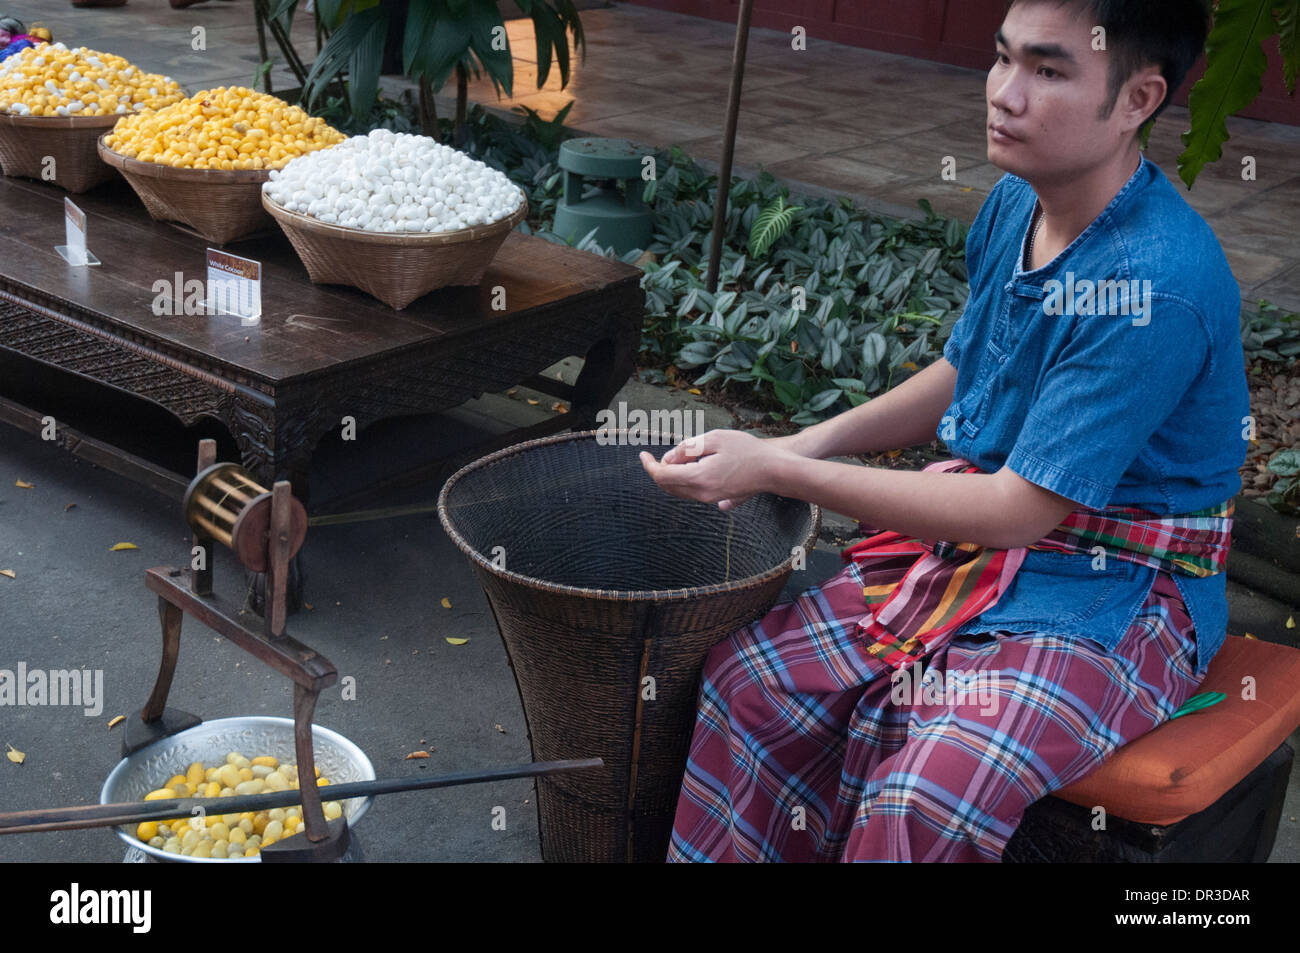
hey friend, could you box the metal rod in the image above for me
[210,475,259,504]
[191,513,233,547]
[0,759,604,835]
[195,493,236,524]
[705,0,755,294]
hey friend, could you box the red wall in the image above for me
[627,0,1300,126]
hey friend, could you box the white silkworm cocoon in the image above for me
[262,129,523,234]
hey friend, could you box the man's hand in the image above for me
[639,429,801,510]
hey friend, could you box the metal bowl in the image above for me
[99,716,375,863]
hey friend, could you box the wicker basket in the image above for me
[0,113,121,193]
[438,431,821,862]
[262,189,528,310]
[97,136,274,244]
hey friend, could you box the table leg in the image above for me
[569,324,638,430]
[229,405,319,617]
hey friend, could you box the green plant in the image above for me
[1179,0,1300,187]
[311,88,420,135]
[514,100,575,151]
[1265,449,1300,514]
[748,194,801,259]
[275,0,584,138]
[1241,300,1300,367]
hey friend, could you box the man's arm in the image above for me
[644,426,1078,550]
[767,455,1077,550]
[786,357,959,459]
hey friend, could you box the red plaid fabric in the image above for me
[840,458,1234,671]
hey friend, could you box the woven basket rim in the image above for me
[437,429,822,603]
[262,187,528,246]
[0,111,121,130]
[97,134,273,183]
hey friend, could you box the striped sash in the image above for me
[839,458,1234,670]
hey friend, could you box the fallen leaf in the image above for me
[15,480,33,489]
[0,569,14,580]
[1244,632,1257,640]
[64,503,76,512]
[1287,616,1295,629]
[5,744,24,764]
[551,402,569,414]
[445,637,469,646]
[303,602,313,611]
[790,341,798,354]
[404,750,430,760]
[110,542,138,551]
[688,388,702,396]
[107,715,125,729]
[507,389,518,397]
[886,449,902,459]
[901,362,919,372]
[960,186,973,192]
[440,597,452,609]
[494,724,506,734]
[526,398,540,406]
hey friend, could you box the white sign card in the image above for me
[205,248,262,324]
[55,197,100,267]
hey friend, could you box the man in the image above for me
[641,0,1247,862]
[0,17,27,60]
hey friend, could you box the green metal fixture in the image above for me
[552,137,653,255]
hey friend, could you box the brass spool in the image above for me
[182,463,308,572]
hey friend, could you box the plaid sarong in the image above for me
[840,458,1234,670]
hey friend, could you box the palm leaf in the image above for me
[465,0,513,98]
[314,0,354,30]
[302,5,384,109]
[1278,0,1300,92]
[1178,0,1278,188]
[749,195,801,259]
[346,6,389,126]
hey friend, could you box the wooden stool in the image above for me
[1005,635,1300,862]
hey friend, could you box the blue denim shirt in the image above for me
[938,156,1249,674]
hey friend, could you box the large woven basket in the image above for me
[438,431,821,862]
[0,113,120,193]
[262,189,528,310]
[97,136,274,244]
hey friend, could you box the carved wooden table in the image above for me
[0,175,643,509]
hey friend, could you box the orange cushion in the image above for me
[1052,636,1300,826]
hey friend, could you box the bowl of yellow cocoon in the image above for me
[98,86,346,244]
[0,43,184,193]
[100,716,375,863]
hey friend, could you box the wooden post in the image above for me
[706,0,755,294]
[192,440,217,597]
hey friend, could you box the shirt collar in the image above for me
[1014,154,1154,278]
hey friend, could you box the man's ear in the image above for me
[1122,66,1168,134]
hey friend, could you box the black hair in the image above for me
[1006,0,1210,121]
[0,17,25,35]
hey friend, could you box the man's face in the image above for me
[986,1,1137,184]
